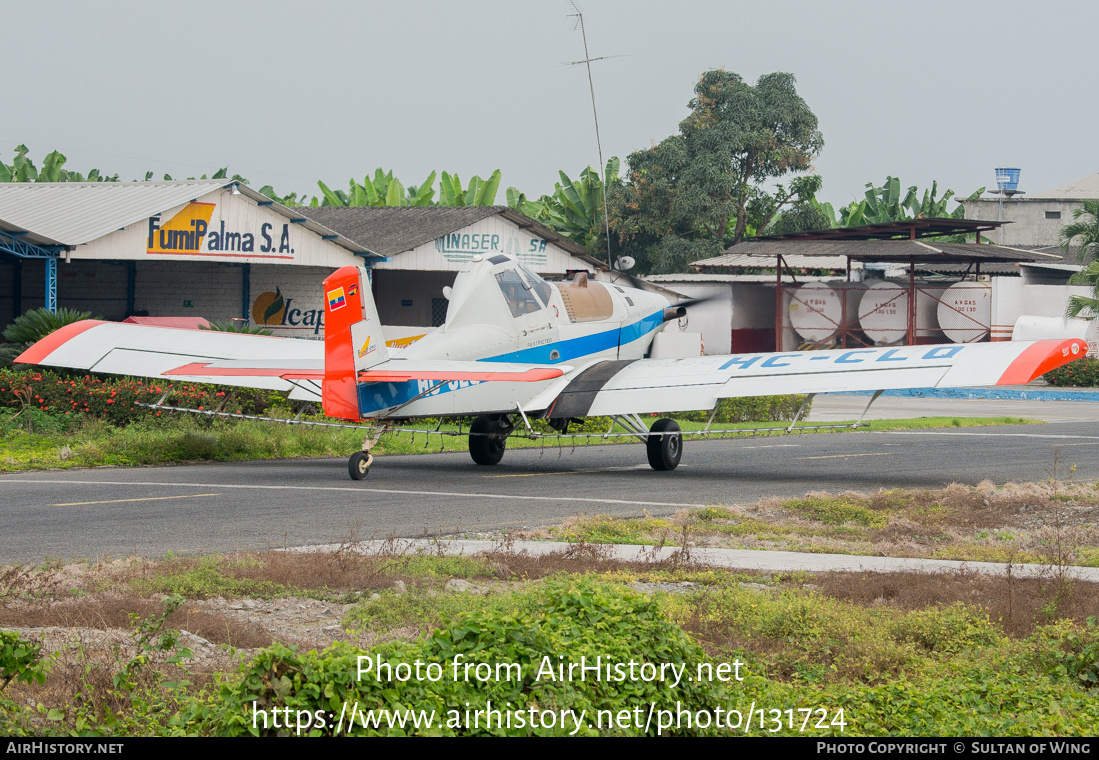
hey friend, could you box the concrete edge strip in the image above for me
[283,538,1099,582]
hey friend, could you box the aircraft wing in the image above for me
[540,339,1086,419]
[14,320,568,405]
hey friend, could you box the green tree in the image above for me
[1064,201,1099,319]
[762,197,835,235]
[610,70,824,273]
[507,157,620,258]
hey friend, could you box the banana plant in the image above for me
[837,177,982,227]
[506,157,619,253]
[1,145,119,183]
[319,168,438,207]
[439,169,502,206]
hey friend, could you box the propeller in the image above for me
[607,269,724,319]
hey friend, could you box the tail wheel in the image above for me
[348,451,373,480]
[469,415,508,465]
[646,418,682,471]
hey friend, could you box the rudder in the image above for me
[322,266,389,420]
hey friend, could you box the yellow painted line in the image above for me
[800,453,892,460]
[53,493,219,507]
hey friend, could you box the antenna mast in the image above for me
[567,2,614,268]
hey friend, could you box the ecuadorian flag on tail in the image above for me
[327,287,346,311]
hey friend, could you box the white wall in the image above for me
[373,215,589,274]
[70,187,363,269]
[964,198,1083,247]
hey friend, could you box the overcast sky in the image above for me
[5,0,1095,209]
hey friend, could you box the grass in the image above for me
[536,481,1099,568]
[3,542,1099,736]
[0,412,1040,472]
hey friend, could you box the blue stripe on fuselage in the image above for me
[356,310,664,416]
[481,309,664,364]
[357,377,483,416]
[619,309,664,347]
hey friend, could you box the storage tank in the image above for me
[937,282,992,343]
[788,281,866,344]
[857,281,942,345]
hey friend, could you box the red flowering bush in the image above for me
[0,367,285,425]
[1043,357,1099,387]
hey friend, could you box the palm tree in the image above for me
[1064,201,1099,318]
[1062,200,1099,263]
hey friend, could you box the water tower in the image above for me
[993,168,1022,244]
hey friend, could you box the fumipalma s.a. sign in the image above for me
[147,201,297,259]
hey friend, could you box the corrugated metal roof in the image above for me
[646,273,838,284]
[296,205,603,267]
[233,184,375,257]
[1017,262,1083,272]
[750,217,1001,241]
[702,253,853,270]
[914,262,1022,275]
[693,240,1043,270]
[0,180,228,246]
[297,206,500,256]
[0,180,376,257]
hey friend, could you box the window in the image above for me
[431,298,448,327]
[1046,211,1062,220]
[517,262,554,306]
[494,270,542,317]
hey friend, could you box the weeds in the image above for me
[3,529,1099,736]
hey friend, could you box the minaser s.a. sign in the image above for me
[147,201,296,259]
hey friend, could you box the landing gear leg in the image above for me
[469,414,512,465]
[646,418,682,471]
[348,424,387,481]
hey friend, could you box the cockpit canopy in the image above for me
[493,261,555,318]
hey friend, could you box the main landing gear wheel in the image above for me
[469,415,508,466]
[646,418,682,471]
[348,451,373,480]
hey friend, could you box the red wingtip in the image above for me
[997,338,1087,385]
[14,320,108,365]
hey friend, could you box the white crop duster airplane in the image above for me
[15,253,1088,480]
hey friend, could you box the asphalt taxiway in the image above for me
[3,409,1099,563]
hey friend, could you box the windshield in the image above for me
[494,269,543,317]
[517,262,555,307]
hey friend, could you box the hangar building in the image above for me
[0,183,604,344]
[0,180,377,338]
[296,206,604,342]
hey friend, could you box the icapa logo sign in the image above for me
[251,287,325,335]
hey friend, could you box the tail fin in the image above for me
[322,266,389,420]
